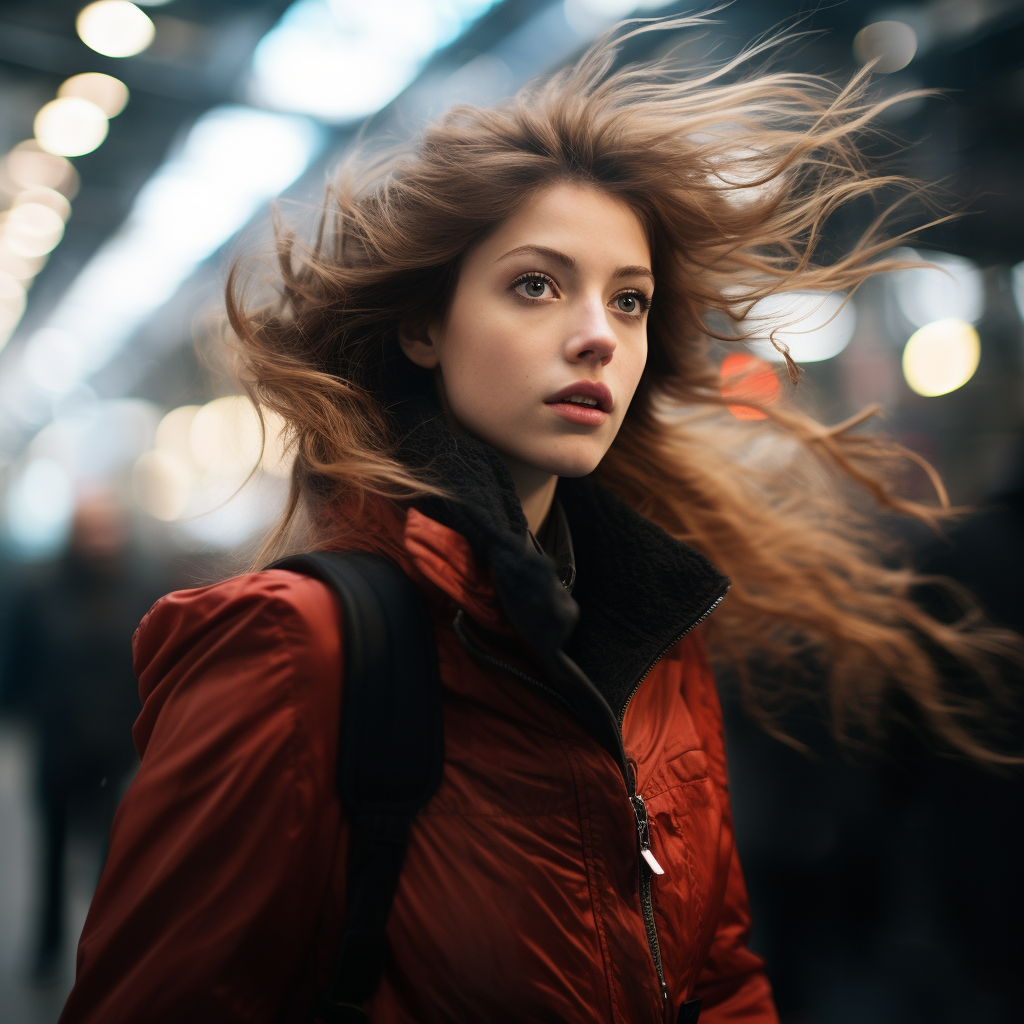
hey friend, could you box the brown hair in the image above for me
[226,18,1019,759]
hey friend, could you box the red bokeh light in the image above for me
[720,352,781,420]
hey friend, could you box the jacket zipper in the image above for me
[616,592,727,729]
[454,587,727,1020]
[616,590,726,1021]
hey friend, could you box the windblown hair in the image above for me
[226,18,1018,759]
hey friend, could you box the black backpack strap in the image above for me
[677,997,702,1024]
[269,552,444,1024]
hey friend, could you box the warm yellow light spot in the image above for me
[132,449,192,521]
[902,318,980,397]
[0,243,46,282]
[13,187,72,223]
[58,72,129,118]
[155,404,201,465]
[189,396,264,479]
[34,97,109,157]
[0,271,27,315]
[2,203,65,258]
[4,141,79,198]
[76,1,155,58]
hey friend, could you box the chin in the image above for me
[527,440,608,479]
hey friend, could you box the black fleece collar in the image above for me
[395,399,730,720]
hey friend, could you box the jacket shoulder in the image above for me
[131,570,343,759]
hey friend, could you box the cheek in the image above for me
[437,310,536,426]
[618,334,649,405]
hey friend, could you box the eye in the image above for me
[613,290,650,315]
[512,273,556,300]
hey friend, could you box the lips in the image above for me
[544,381,613,413]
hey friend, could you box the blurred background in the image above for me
[0,1,1021,1022]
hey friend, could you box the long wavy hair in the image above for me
[226,18,1019,759]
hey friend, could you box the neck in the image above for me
[499,455,558,534]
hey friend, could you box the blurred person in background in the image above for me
[1,489,166,983]
[55,19,1021,1024]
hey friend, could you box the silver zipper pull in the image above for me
[629,792,665,875]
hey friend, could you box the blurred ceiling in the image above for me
[2,0,1024,448]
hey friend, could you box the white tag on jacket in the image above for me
[641,847,665,875]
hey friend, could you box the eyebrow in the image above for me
[496,244,655,285]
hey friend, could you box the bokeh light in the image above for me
[4,141,80,197]
[34,97,109,157]
[891,249,984,327]
[721,352,781,420]
[0,245,46,282]
[5,457,75,558]
[2,202,66,258]
[154,403,200,465]
[0,272,28,350]
[132,449,192,520]
[132,400,292,525]
[13,186,72,223]
[76,1,156,58]
[1007,260,1024,324]
[853,21,918,73]
[249,0,501,121]
[26,106,321,399]
[189,396,264,478]
[58,72,130,118]
[28,398,158,484]
[22,329,85,392]
[745,291,857,363]
[902,318,980,397]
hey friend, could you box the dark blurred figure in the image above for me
[902,489,1024,1024]
[723,494,1024,1024]
[1,492,167,982]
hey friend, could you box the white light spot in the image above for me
[249,0,501,121]
[76,1,155,58]
[58,72,130,118]
[6,458,75,557]
[745,291,857,363]
[902,318,980,397]
[891,249,984,328]
[34,97,109,157]
[13,186,72,223]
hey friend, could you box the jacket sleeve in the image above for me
[58,571,344,1024]
[687,636,779,1024]
[691,826,777,1022]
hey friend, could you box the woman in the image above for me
[58,19,1014,1024]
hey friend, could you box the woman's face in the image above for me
[401,181,652,481]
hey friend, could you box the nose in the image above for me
[564,293,617,366]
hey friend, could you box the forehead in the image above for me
[479,181,651,269]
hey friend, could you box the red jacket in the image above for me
[59,484,777,1024]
